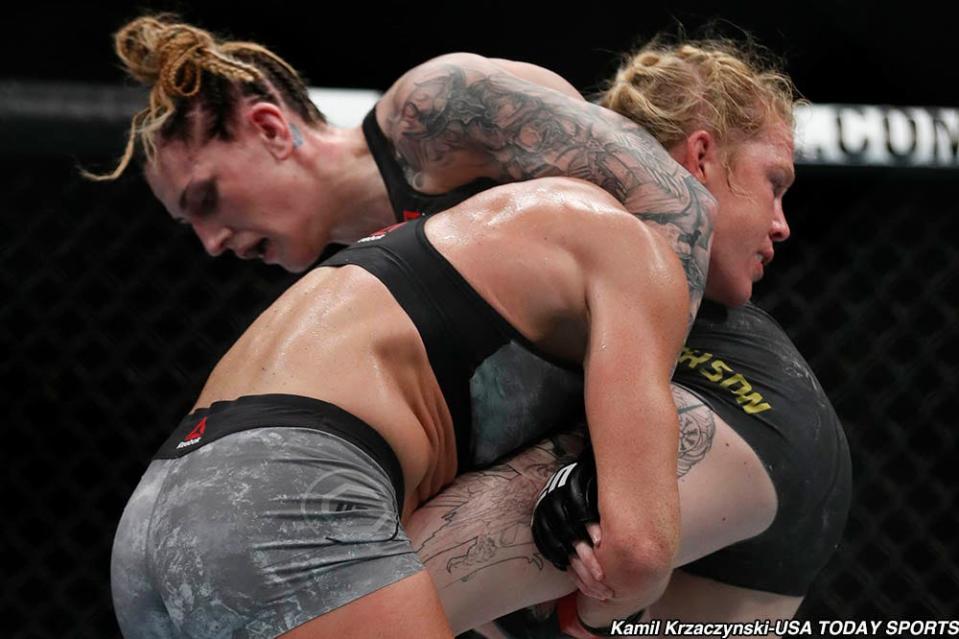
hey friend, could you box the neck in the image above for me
[321,125,395,244]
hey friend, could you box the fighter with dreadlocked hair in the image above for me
[91,14,715,325]
[87,15,324,181]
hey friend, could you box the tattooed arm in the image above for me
[378,52,717,325]
[405,385,776,633]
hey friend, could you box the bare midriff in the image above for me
[193,265,458,520]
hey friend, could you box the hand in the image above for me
[569,524,613,600]
[531,449,600,570]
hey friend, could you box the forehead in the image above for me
[144,139,200,217]
[741,120,795,172]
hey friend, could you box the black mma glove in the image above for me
[531,447,600,570]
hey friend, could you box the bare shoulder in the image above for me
[444,177,671,268]
[440,177,622,226]
[506,179,674,258]
[378,52,581,142]
[486,58,583,99]
[379,52,494,124]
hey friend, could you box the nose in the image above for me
[192,220,232,256]
[771,205,791,242]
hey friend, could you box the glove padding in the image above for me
[531,448,600,570]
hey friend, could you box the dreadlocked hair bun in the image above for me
[86,15,317,181]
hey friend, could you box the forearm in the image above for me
[406,432,585,633]
[585,375,681,601]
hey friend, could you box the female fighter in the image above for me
[110,174,689,638]
[90,15,714,328]
[405,41,851,637]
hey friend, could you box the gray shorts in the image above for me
[111,395,423,639]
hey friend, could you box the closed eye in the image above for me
[180,178,218,219]
[770,174,791,198]
[197,181,218,216]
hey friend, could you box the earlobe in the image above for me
[248,102,296,160]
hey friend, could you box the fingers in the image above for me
[574,539,605,583]
[570,561,607,601]
[586,522,602,546]
[570,540,613,600]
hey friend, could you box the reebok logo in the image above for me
[357,221,406,243]
[176,416,207,450]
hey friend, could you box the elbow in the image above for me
[600,522,677,597]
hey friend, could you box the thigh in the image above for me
[670,386,778,566]
[280,570,453,639]
[557,570,803,639]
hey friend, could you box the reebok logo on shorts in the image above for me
[176,417,207,450]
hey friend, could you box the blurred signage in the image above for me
[794,103,959,168]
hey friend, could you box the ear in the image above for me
[247,102,297,160]
[673,129,715,184]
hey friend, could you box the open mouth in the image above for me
[238,238,269,261]
[254,238,269,259]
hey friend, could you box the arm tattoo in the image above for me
[412,432,584,584]
[412,394,716,585]
[674,388,716,478]
[386,64,716,326]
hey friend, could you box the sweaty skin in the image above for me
[401,122,806,633]
[379,53,715,327]
[194,178,684,515]
[189,179,688,637]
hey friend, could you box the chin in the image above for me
[280,252,316,273]
[707,282,752,308]
[284,261,310,274]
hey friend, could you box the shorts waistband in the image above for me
[154,394,405,512]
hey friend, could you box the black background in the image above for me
[5,0,956,105]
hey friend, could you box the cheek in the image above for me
[713,195,750,251]
[727,196,772,246]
